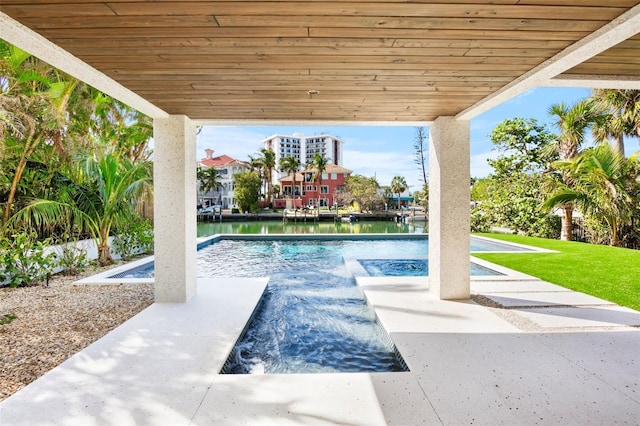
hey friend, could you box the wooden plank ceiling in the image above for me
[2,1,639,122]
[559,33,640,79]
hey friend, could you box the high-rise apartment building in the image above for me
[262,133,344,182]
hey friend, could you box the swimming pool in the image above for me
[214,239,415,374]
[108,235,529,279]
[357,258,504,277]
[102,235,530,374]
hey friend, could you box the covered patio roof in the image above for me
[2,6,640,423]
[2,1,640,303]
[2,2,639,124]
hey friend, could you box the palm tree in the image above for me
[544,144,638,246]
[91,93,153,163]
[390,176,408,210]
[591,89,640,154]
[0,41,80,223]
[197,166,221,202]
[8,154,153,265]
[548,99,599,240]
[258,148,277,206]
[247,153,264,199]
[279,156,301,200]
[247,154,262,172]
[310,153,329,208]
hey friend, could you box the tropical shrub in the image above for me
[618,222,640,250]
[54,234,92,275]
[472,173,560,238]
[8,154,153,265]
[0,232,57,287]
[112,217,154,260]
[581,216,610,245]
[233,171,262,213]
[470,206,491,233]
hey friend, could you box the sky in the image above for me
[196,86,614,191]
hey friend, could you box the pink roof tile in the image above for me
[198,154,247,168]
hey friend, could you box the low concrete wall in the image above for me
[46,236,123,274]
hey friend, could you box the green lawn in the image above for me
[473,233,640,311]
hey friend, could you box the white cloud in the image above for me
[196,126,268,161]
[470,151,496,178]
[516,88,536,98]
[471,118,499,136]
[194,125,493,187]
[343,149,423,190]
[196,126,424,190]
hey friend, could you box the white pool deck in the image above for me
[1,265,639,425]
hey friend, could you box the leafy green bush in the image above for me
[470,206,491,233]
[112,217,154,260]
[54,234,93,276]
[233,171,262,213]
[0,232,57,287]
[471,173,561,239]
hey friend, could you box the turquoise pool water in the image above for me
[109,236,523,374]
[217,239,414,374]
[110,235,527,279]
[358,258,504,277]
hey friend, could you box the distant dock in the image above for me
[197,210,398,222]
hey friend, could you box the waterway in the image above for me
[197,219,427,237]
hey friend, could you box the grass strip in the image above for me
[473,233,640,311]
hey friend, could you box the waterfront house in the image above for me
[278,163,352,208]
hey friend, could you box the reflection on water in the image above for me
[197,219,427,237]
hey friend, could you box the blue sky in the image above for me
[198,86,598,190]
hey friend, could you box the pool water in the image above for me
[197,239,427,278]
[109,235,527,280]
[211,240,420,374]
[107,236,525,374]
[358,258,504,277]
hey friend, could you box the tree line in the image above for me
[472,90,640,248]
[198,145,418,214]
[1,40,154,279]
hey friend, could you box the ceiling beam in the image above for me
[0,12,169,119]
[547,74,640,90]
[457,4,640,121]
[192,119,433,126]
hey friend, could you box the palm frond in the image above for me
[542,189,585,210]
[5,198,98,238]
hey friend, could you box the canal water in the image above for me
[197,219,427,237]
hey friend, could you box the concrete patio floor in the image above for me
[1,268,639,425]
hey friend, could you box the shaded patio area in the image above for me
[1,2,639,424]
[2,2,639,304]
[1,271,638,425]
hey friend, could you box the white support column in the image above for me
[428,117,471,300]
[153,115,197,303]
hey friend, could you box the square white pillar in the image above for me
[153,115,197,302]
[429,117,471,300]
